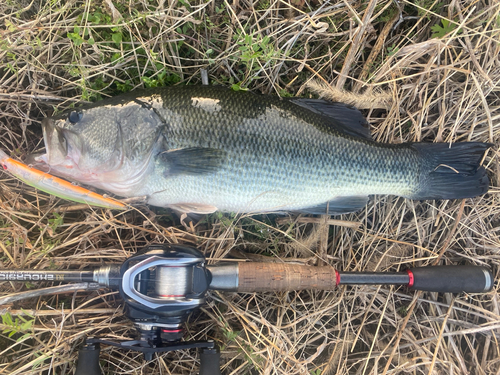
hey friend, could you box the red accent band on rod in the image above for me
[335,270,340,286]
[162,329,183,333]
[406,270,414,288]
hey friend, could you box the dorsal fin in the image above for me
[290,99,371,139]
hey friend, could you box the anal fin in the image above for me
[168,203,218,214]
[297,196,369,215]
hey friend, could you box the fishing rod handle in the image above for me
[209,264,493,293]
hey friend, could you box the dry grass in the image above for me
[1,0,499,374]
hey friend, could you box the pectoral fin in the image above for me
[159,147,226,176]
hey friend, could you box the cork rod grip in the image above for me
[237,263,338,292]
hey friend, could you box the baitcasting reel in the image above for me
[76,244,220,374]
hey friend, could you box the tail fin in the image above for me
[411,142,491,200]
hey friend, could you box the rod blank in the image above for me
[338,272,409,285]
[0,270,94,283]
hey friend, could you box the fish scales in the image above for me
[36,85,490,214]
[145,87,418,211]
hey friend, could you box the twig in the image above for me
[336,0,378,89]
[355,10,400,91]
[428,297,456,375]
[275,216,360,229]
[0,308,117,316]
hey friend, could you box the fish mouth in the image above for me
[33,117,81,178]
[40,117,68,166]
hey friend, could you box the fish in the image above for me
[33,85,491,215]
[0,150,126,210]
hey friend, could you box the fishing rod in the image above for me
[0,244,494,375]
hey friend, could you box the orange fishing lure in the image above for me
[0,150,126,210]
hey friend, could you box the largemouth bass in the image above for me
[34,86,490,214]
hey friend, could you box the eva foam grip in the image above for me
[75,343,102,375]
[409,266,493,293]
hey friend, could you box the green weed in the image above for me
[279,89,294,97]
[239,342,263,367]
[377,6,398,23]
[414,0,443,20]
[431,19,461,38]
[397,305,409,317]
[230,82,249,92]
[48,212,64,233]
[32,352,49,370]
[1,311,35,341]
[387,44,399,57]
[67,26,88,46]
[230,31,281,87]
[219,318,239,351]
[143,70,181,88]
[215,3,225,13]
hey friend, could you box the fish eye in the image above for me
[68,110,83,124]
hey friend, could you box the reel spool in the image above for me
[155,266,193,298]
